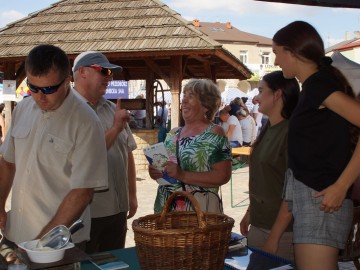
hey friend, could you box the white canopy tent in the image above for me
[331,51,360,95]
[221,88,248,105]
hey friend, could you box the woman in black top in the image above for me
[263,21,360,270]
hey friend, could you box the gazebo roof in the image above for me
[0,0,252,81]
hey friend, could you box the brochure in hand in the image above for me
[90,253,129,270]
[143,142,177,185]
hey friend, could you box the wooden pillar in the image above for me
[145,69,154,129]
[169,56,182,128]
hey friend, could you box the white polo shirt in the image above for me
[74,93,137,217]
[0,89,108,244]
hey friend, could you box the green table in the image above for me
[82,247,141,270]
[81,246,293,270]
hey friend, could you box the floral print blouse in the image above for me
[154,123,231,213]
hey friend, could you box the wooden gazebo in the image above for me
[0,0,252,131]
[0,0,252,176]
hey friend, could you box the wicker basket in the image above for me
[132,191,235,270]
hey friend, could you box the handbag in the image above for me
[176,127,224,213]
[190,189,224,213]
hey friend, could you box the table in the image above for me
[81,246,292,270]
[231,146,252,156]
[231,146,251,171]
[231,147,251,208]
[81,247,141,270]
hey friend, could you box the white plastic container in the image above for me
[18,239,74,263]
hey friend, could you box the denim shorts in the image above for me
[283,169,353,249]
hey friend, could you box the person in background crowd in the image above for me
[251,96,263,137]
[0,45,108,259]
[263,21,360,270]
[236,108,256,146]
[148,79,231,213]
[156,101,169,142]
[219,106,243,148]
[130,94,146,128]
[229,97,245,116]
[240,71,300,261]
[261,114,269,131]
[72,50,137,252]
[241,97,249,111]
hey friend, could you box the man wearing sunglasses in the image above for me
[72,51,137,252]
[0,45,108,254]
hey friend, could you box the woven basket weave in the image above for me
[132,191,235,270]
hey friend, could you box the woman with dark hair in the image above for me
[240,71,300,261]
[264,21,360,270]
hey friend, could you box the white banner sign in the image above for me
[3,80,16,101]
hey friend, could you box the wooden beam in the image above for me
[183,65,196,78]
[190,54,210,63]
[203,60,212,79]
[145,69,154,129]
[190,55,213,79]
[144,58,171,87]
[182,56,188,78]
[169,56,183,128]
[214,49,252,80]
[15,62,26,86]
[108,99,146,110]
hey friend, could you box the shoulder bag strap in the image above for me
[176,128,186,191]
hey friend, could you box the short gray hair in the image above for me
[183,79,221,121]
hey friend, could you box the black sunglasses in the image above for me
[86,65,113,76]
[27,78,66,95]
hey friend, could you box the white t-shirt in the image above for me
[221,115,243,144]
[240,115,256,144]
[251,103,263,127]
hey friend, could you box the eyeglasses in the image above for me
[86,65,113,76]
[27,77,66,95]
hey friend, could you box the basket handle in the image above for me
[158,191,206,229]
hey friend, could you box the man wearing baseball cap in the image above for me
[73,51,138,252]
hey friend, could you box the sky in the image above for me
[0,0,359,48]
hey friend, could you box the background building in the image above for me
[193,20,280,92]
[326,31,360,63]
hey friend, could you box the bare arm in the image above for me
[127,151,137,219]
[226,124,236,141]
[314,92,360,212]
[36,188,94,239]
[105,99,130,150]
[0,157,15,230]
[240,209,250,236]
[166,159,231,187]
[314,136,360,212]
[324,91,360,127]
[262,200,293,254]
